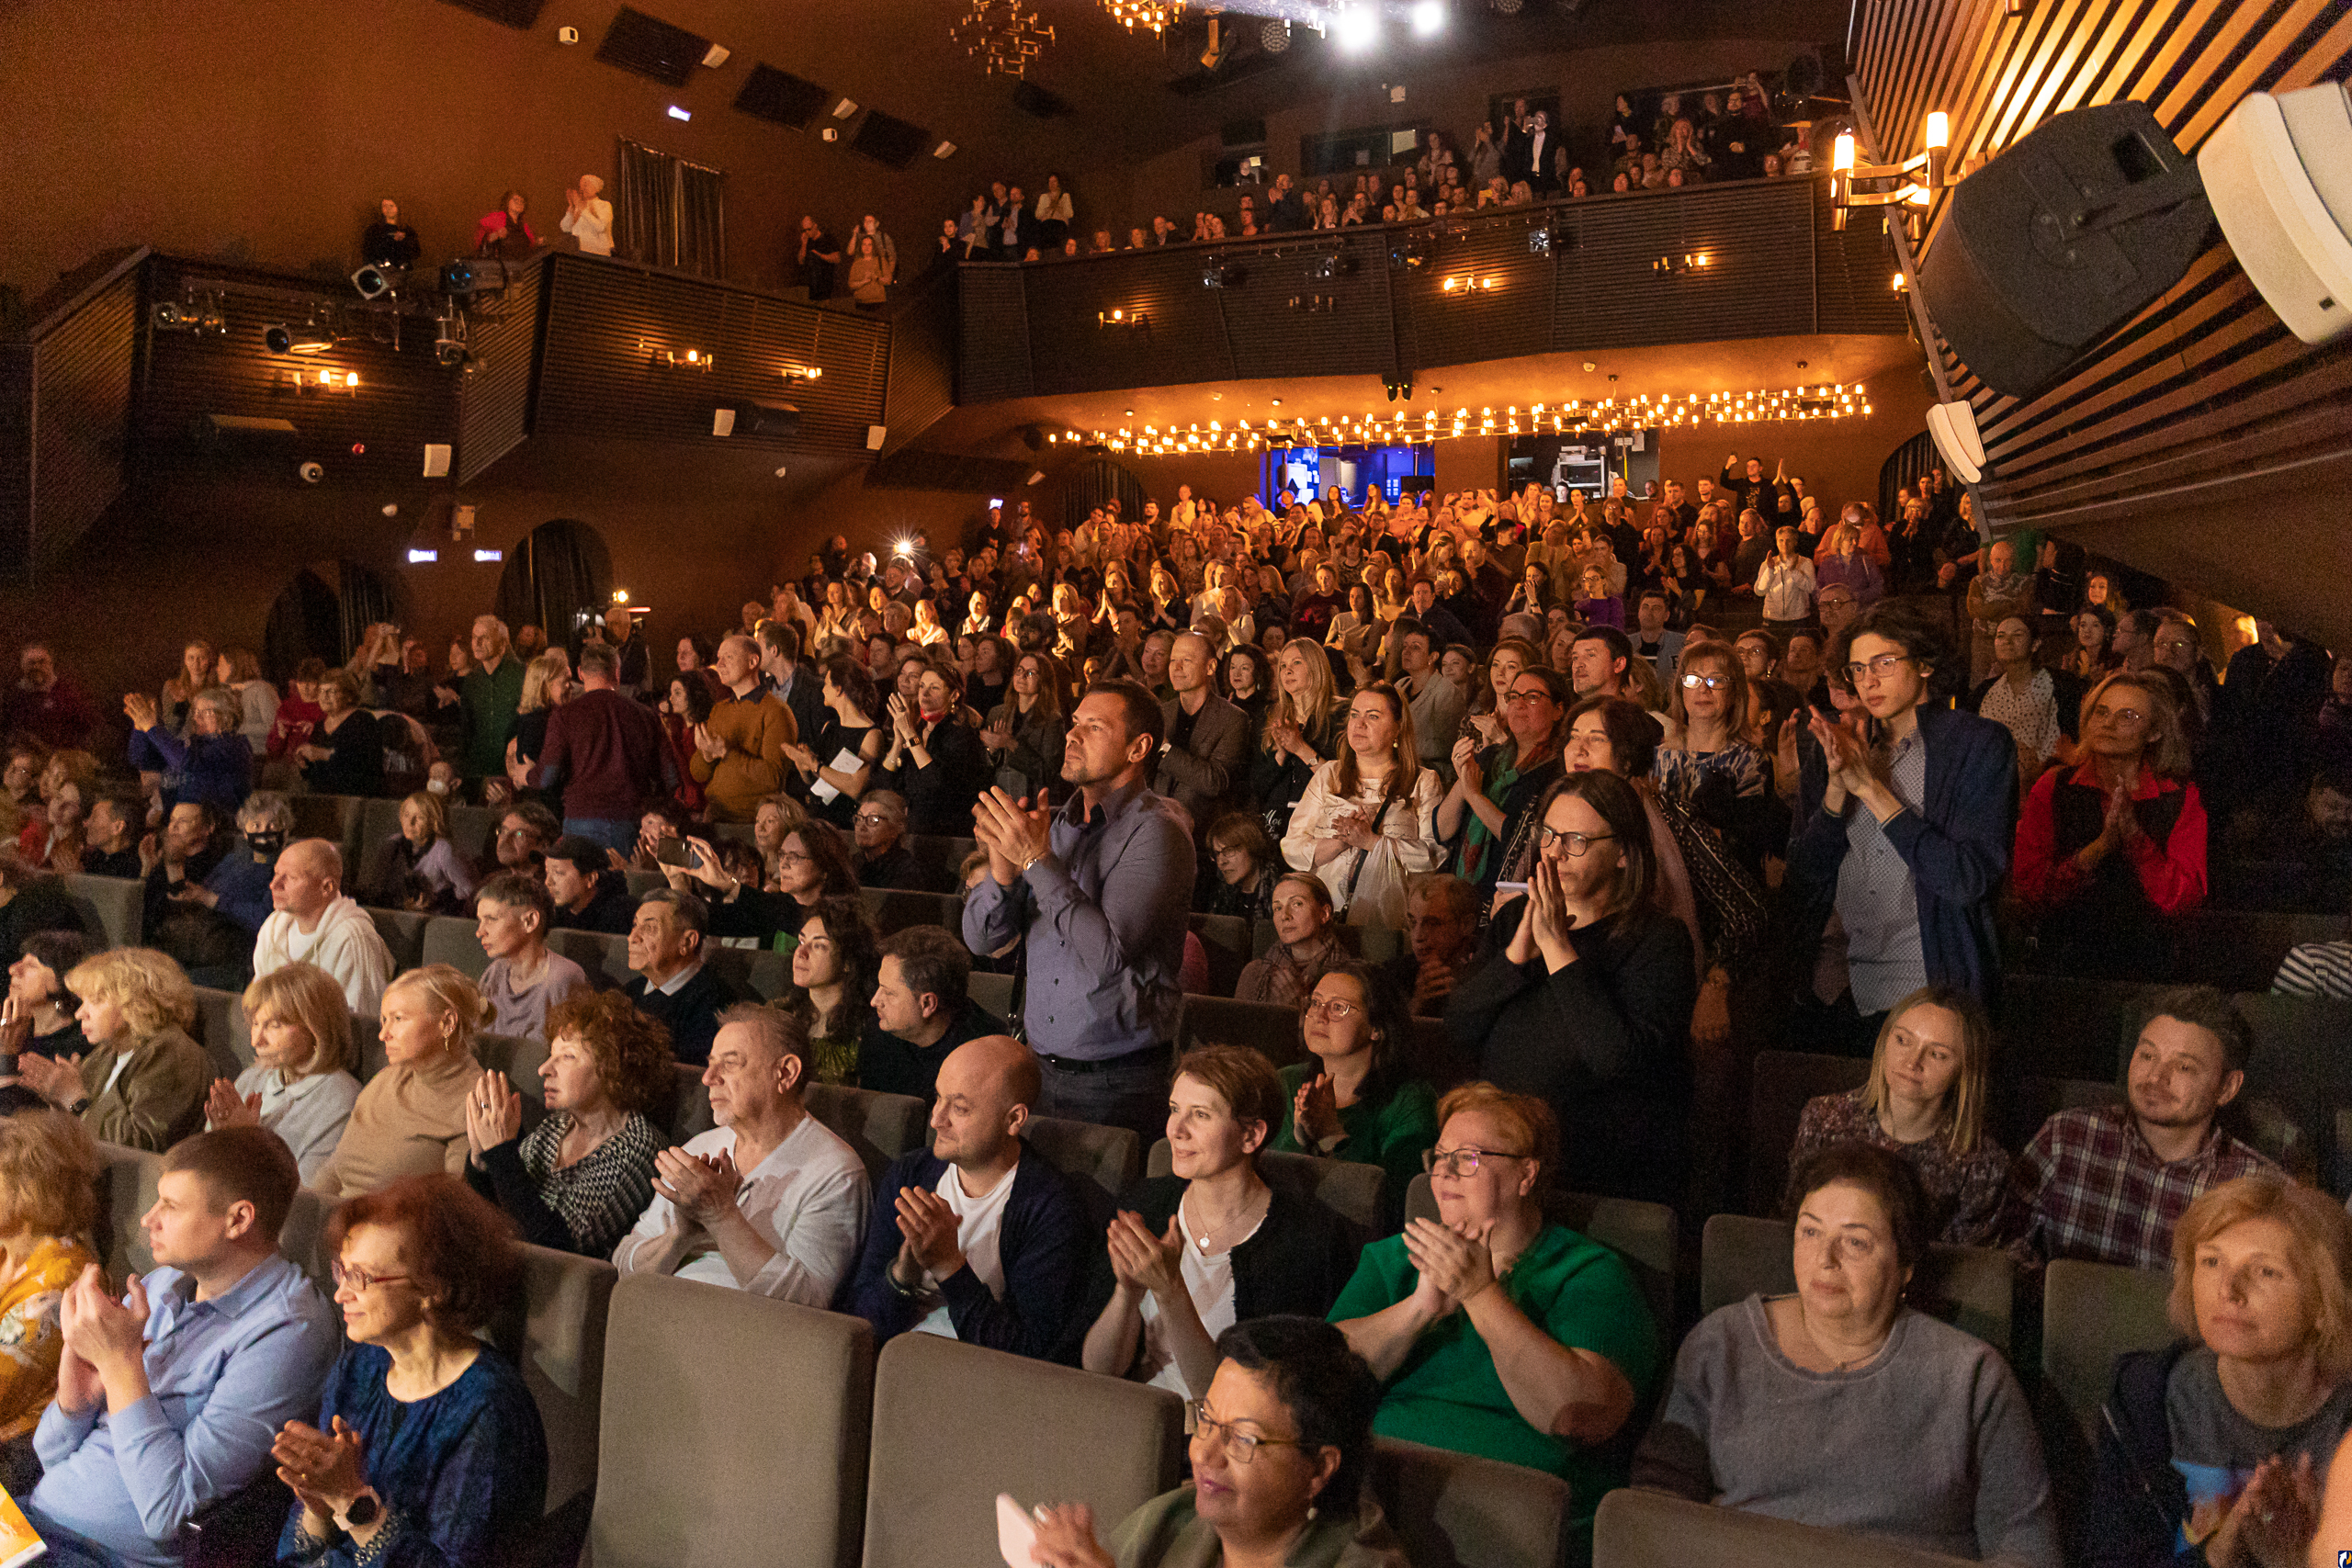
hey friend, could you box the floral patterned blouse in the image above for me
[0,1235,96,1440]
[1790,1089,2011,1247]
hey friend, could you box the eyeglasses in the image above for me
[2090,705,2146,725]
[777,850,813,866]
[1843,652,1914,683]
[1188,1401,1306,1463]
[331,1262,412,1292]
[1503,689,1554,705]
[1303,996,1363,1021]
[1679,673,1728,692]
[1534,825,1616,857]
[1422,1145,1530,1177]
[852,813,893,826]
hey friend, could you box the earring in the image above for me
[1306,1503,1318,1521]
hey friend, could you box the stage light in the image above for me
[351,265,393,300]
[1411,1,1444,35]
[439,260,479,296]
[265,322,334,355]
[1335,6,1377,50]
[667,105,692,121]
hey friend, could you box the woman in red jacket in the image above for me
[2013,670,2206,979]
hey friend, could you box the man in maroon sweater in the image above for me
[4,644,102,751]
[526,642,673,853]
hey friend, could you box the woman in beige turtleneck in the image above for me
[310,964,484,1198]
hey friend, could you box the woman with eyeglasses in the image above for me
[672,819,858,954]
[1440,667,1567,900]
[1272,963,1438,1219]
[1654,640,1771,846]
[1281,685,1444,930]
[1330,1083,1657,1560]
[1201,813,1279,922]
[1077,1048,1354,1400]
[1790,605,2017,1042]
[981,650,1069,804]
[276,1175,548,1568]
[1033,1316,1405,1568]
[2011,671,2207,979]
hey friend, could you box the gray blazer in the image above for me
[1155,693,1250,821]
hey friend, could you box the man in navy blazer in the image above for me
[840,1034,1088,1362]
[1790,604,2018,1043]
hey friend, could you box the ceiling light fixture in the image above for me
[951,0,1055,76]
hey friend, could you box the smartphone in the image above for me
[655,839,704,871]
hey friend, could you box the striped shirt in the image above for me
[2273,941,2352,1000]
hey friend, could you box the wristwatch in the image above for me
[337,1488,383,1530]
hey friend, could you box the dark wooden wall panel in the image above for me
[457,261,541,484]
[1021,247,1238,396]
[956,270,1034,403]
[29,269,140,576]
[882,271,958,453]
[1216,232,1395,382]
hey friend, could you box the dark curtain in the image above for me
[262,570,340,685]
[615,138,727,279]
[337,561,395,662]
[495,521,612,649]
[1062,458,1147,527]
[1878,429,1936,525]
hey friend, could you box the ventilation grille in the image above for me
[433,0,548,28]
[734,64,830,130]
[595,6,710,87]
[850,110,931,170]
[1012,81,1074,118]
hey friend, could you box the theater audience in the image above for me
[1283,684,1443,929]
[277,1175,548,1568]
[1787,986,2009,1246]
[527,640,672,852]
[843,1033,1085,1359]
[1031,1316,1404,1568]
[292,671,383,798]
[2013,670,2207,978]
[621,889,734,1066]
[446,615,524,788]
[1252,638,1342,841]
[1272,964,1439,1213]
[1966,615,2075,784]
[79,796,142,880]
[1201,814,1280,923]
[311,965,483,1198]
[1332,1085,1657,1558]
[1154,633,1250,823]
[981,650,1069,802]
[860,927,993,1104]
[614,1005,868,1303]
[140,801,272,988]
[254,840,394,1017]
[4,645,100,754]
[25,1127,337,1568]
[1452,772,1696,1204]
[472,872,590,1040]
[206,963,363,1183]
[1442,666,1567,899]
[786,897,882,1085]
[1235,874,1341,1010]
[785,655,888,833]
[490,802,558,878]
[848,790,926,890]
[126,689,251,816]
[9,948,205,1152]
[544,836,635,935]
[1634,1143,2060,1564]
[0,1111,99,1468]
[680,819,856,951]
[2087,1172,2352,1568]
[0,852,79,973]
[463,989,667,1258]
[2002,987,2275,1272]
[365,793,478,914]
[0,931,93,1081]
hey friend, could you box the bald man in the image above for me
[252,839,394,1014]
[1154,631,1249,821]
[841,1034,1089,1362]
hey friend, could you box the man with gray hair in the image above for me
[1153,632,1248,823]
[252,838,393,1014]
[622,887,735,1066]
[439,614,524,790]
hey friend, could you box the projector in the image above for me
[2199,81,2352,345]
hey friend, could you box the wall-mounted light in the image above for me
[1441,275,1498,293]
[290,367,361,394]
[473,549,505,563]
[1651,252,1713,276]
[1096,308,1148,328]
[406,548,439,564]
[780,365,823,382]
[667,105,692,121]
[831,97,858,118]
[933,141,958,159]
[650,344,714,371]
[612,589,631,604]
[1830,112,1951,234]
[1892,270,1909,294]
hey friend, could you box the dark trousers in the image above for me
[1037,1049,1171,1146]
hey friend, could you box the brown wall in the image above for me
[1654,374,1932,518]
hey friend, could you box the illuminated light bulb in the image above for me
[1924,111,1949,149]
[1833,133,1856,173]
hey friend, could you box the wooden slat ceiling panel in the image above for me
[1857,0,2352,537]
[29,270,137,572]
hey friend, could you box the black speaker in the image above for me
[1918,100,2211,399]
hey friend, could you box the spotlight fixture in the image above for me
[150,297,227,335]
[264,321,335,355]
[1829,111,1950,235]
[1096,307,1149,328]
[350,265,399,301]
[667,105,692,121]
[1411,0,1445,35]
[780,365,824,382]
[1440,274,1498,292]
[438,260,480,297]
[1261,17,1291,51]
[432,313,477,371]
[1334,6,1377,50]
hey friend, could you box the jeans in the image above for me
[563,818,637,854]
[1037,1050,1172,1146]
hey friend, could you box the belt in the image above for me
[1037,1042,1170,1075]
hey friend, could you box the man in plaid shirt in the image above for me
[2001,987,2275,1272]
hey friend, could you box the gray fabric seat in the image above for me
[488,1242,616,1515]
[860,1329,1184,1568]
[1745,1050,1869,1214]
[1593,1487,1977,1567]
[2041,1258,2174,1445]
[421,914,490,979]
[1370,1435,1574,1568]
[1177,996,1303,1067]
[1023,1113,1140,1213]
[804,1081,930,1184]
[61,872,141,950]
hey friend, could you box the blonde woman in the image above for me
[1252,637,1341,840]
[1281,683,1443,928]
[0,1111,99,1452]
[207,962,364,1182]
[216,648,279,752]
[311,964,483,1197]
[505,649,573,784]
[1786,986,2009,1245]
[15,949,207,1151]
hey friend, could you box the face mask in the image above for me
[426,778,451,796]
[245,830,285,857]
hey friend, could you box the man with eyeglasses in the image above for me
[4,642,100,752]
[492,801,560,877]
[1790,605,2018,1046]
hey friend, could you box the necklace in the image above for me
[1183,1184,1269,1256]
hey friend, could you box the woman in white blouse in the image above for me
[205,961,363,1183]
[1966,615,2069,786]
[1281,682,1444,928]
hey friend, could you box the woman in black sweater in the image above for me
[296,670,384,796]
[881,659,989,837]
[1448,770,1697,1206]
[1075,1044,1356,1397]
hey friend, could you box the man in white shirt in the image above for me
[251,840,392,1016]
[560,175,614,256]
[613,1005,867,1304]
[842,1034,1088,1361]
[473,873,590,1040]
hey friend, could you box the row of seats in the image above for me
[1999,903,2351,995]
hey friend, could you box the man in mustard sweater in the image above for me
[690,634,797,822]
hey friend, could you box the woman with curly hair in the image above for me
[784,896,883,1086]
[0,1111,100,1461]
[461,988,671,1258]
[16,947,206,1152]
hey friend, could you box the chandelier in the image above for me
[1100,0,1182,33]
[953,0,1056,75]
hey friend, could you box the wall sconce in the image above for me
[1440,275,1498,293]
[1830,111,1951,234]
[1652,252,1713,276]
[1287,295,1337,312]
[650,345,714,370]
[1892,270,1909,294]
[780,365,823,382]
[1096,308,1148,329]
[288,368,360,394]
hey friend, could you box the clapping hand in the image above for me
[972,786,1052,874]
[60,1263,149,1382]
[894,1185,965,1281]
[692,723,728,762]
[0,997,29,1059]
[887,692,921,742]
[1451,736,1484,792]
[2206,1452,2321,1568]
[273,1415,370,1522]
[1102,1210,1183,1300]
[1334,807,1379,852]
[653,1145,741,1228]
[205,1077,262,1129]
[462,1067,521,1159]
[17,1050,83,1108]
[1404,1216,1499,1308]
[1292,1072,1343,1147]
[122,693,159,731]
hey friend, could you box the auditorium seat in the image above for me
[95,1142,164,1280]
[1147,1138,1385,1237]
[188,987,245,1082]
[1406,1176,1677,1338]
[1744,1051,1870,1215]
[491,1242,616,1514]
[1593,1487,1976,1567]
[859,887,962,936]
[476,1032,552,1115]
[1190,912,1253,998]
[1998,1075,2124,1157]
[1248,919,1407,968]
[1369,1435,1575,1568]
[61,872,141,950]
[1698,1214,2016,1359]
[447,805,501,868]
[421,913,490,979]
[589,1272,874,1568]
[968,969,1015,1022]
[1023,1114,1141,1214]
[804,1082,930,1183]
[623,868,668,897]
[859,1331,1184,1568]
[290,793,367,874]
[279,1185,334,1289]
[903,833,978,890]
[364,906,432,974]
[2166,908,2352,992]
[548,928,634,989]
[1178,996,1304,1067]
[2040,1258,2174,1445]
[650,1061,715,1143]
[356,796,403,871]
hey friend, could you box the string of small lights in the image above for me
[1099,0,1182,33]
[1044,383,1874,457]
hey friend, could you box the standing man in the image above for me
[437,615,524,795]
[797,217,843,300]
[758,621,828,761]
[1154,633,1248,824]
[605,605,652,700]
[964,681,1193,1141]
[690,635,795,825]
[560,174,614,256]
[528,642,671,854]
[1567,627,1632,700]
[1391,620,1464,783]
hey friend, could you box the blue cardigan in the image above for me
[129,727,252,815]
[838,1141,1089,1363]
[1789,703,2017,1003]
